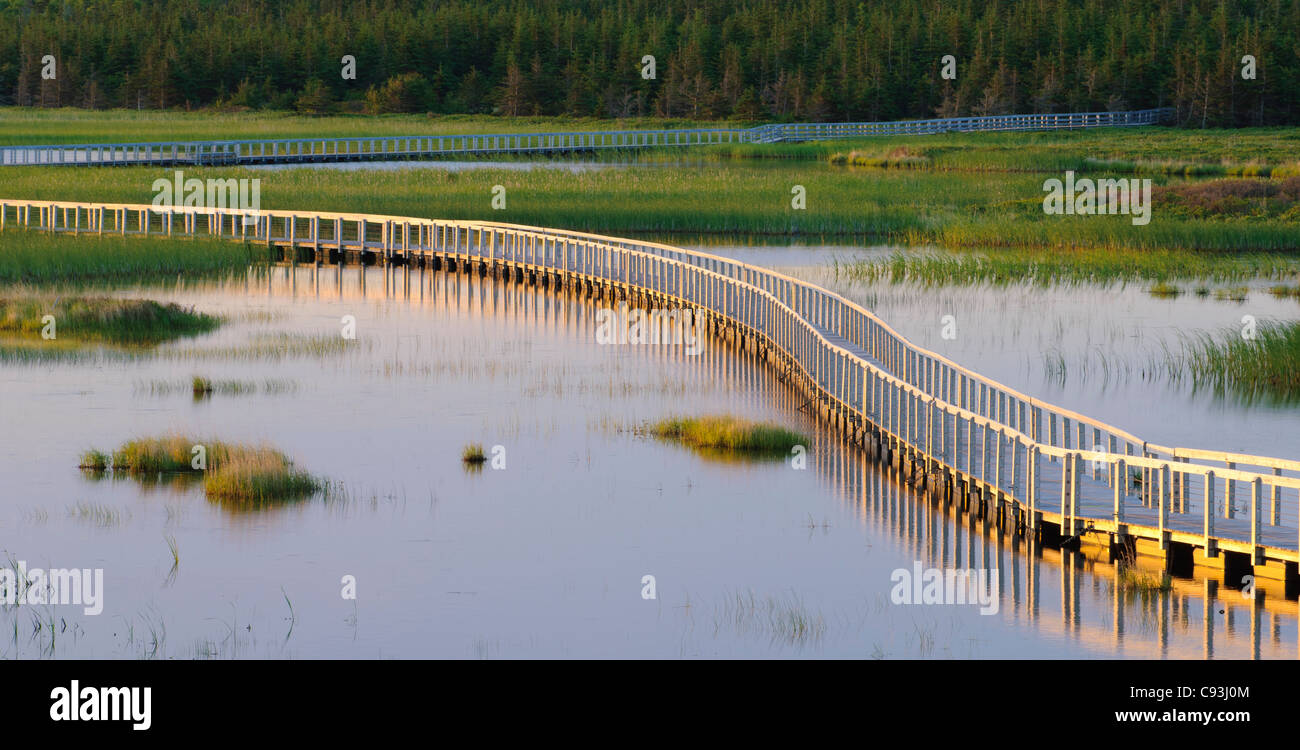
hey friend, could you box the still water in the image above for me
[690,243,1300,461]
[0,264,1294,658]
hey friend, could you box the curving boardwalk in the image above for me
[0,109,1172,167]
[1,197,1297,589]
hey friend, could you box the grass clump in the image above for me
[78,449,109,471]
[202,451,322,503]
[461,443,487,463]
[0,296,220,345]
[1148,281,1181,298]
[85,436,322,503]
[1117,566,1173,593]
[650,415,806,455]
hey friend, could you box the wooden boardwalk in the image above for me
[0,108,1171,167]
[0,197,1296,591]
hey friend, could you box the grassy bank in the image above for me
[837,248,1300,285]
[0,296,220,345]
[650,415,806,455]
[0,231,261,285]
[7,110,1300,179]
[817,127,1300,176]
[6,163,1300,257]
[0,108,730,146]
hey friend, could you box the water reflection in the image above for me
[0,262,1294,658]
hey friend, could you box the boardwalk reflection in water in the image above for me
[1,260,1293,658]
[262,261,1298,659]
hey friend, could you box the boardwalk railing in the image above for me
[1,196,1295,572]
[0,108,1173,167]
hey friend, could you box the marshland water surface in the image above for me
[690,243,1300,461]
[1,260,1295,659]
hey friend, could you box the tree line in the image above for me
[1,0,1297,126]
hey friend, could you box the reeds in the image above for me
[0,232,260,285]
[1159,320,1300,402]
[650,415,806,455]
[839,248,1299,286]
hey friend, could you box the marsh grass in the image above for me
[0,231,261,284]
[203,452,322,504]
[1212,286,1249,302]
[0,295,219,345]
[0,109,722,146]
[838,248,1300,285]
[85,436,323,503]
[1117,566,1173,593]
[78,449,109,471]
[650,415,806,455]
[461,443,487,463]
[9,159,1300,253]
[172,376,296,398]
[711,589,827,647]
[67,502,130,527]
[1158,320,1300,402]
[168,332,356,361]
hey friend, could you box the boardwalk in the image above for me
[0,108,1171,167]
[0,197,1296,589]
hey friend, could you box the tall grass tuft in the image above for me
[650,415,806,455]
[461,443,487,463]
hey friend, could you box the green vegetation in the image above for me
[650,415,806,455]
[3,1,1295,126]
[171,376,298,398]
[821,129,1300,176]
[461,443,487,463]
[202,452,323,503]
[77,449,109,471]
[8,159,1300,255]
[85,436,323,503]
[0,295,220,345]
[1117,566,1173,593]
[837,249,1300,286]
[1161,321,1300,402]
[0,231,261,285]
[0,109,721,147]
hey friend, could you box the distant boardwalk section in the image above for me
[0,109,1172,167]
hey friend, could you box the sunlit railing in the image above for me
[0,109,1174,167]
[1,195,1294,565]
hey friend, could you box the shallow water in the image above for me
[687,243,1300,462]
[1,264,1294,658]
